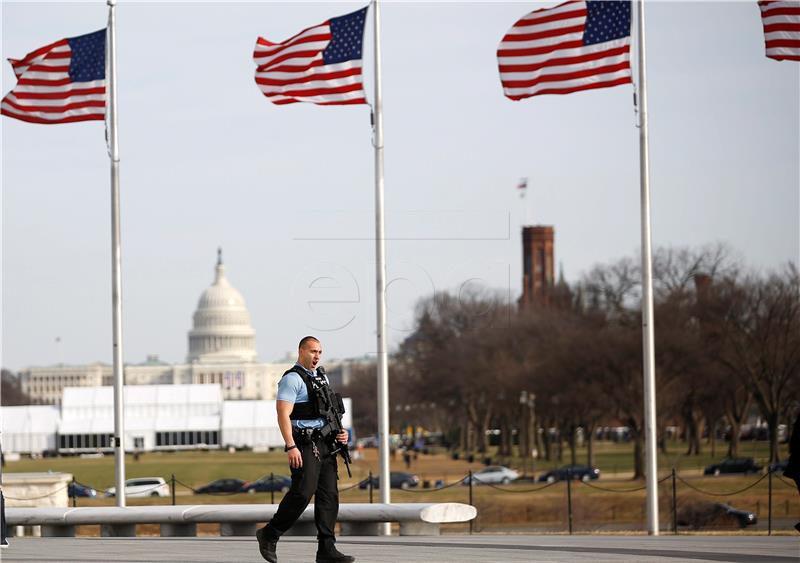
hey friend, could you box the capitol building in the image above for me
[4,251,359,455]
[20,251,292,405]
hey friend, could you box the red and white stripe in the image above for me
[497,1,631,99]
[1,37,106,124]
[759,1,800,61]
[253,20,365,106]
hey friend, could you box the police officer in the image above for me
[256,336,355,563]
[784,410,800,533]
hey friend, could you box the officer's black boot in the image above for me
[316,537,355,563]
[256,526,278,563]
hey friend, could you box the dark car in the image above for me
[68,483,97,498]
[703,458,762,476]
[194,478,246,494]
[538,465,600,483]
[677,502,757,529]
[768,459,788,474]
[358,472,419,490]
[242,475,292,494]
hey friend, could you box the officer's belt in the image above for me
[293,422,337,443]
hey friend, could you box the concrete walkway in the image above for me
[2,535,798,562]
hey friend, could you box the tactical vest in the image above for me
[282,365,328,420]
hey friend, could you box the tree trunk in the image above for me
[500,416,512,457]
[658,427,668,455]
[568,426,577,465]
[460,413,469,452]
[724,390,751,459]
[630,421,644,480]
[477,406,493,453]
[556,429,564,462]
[685,411,703,456]
[534,418,543,459]
[727,419,742,458]
[767,411,780,463]
[708,417,717,459]
[586,423,596,467]
[518,405,529,458]
[542,426,552,461]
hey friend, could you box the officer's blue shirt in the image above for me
[277,363,327,429]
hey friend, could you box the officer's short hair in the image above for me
[298,336,320,350]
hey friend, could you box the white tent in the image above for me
[58,384,222,452]
[221,398,352,450]
[1,405,60,455]
[2,386,353,455]
[221,401,281,449]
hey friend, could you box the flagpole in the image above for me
[107,0,126,508]
[371,0,392,535]
[635,0,658,535]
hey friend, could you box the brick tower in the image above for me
[520,226,554,308]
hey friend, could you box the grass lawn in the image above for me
[6,439,789,491]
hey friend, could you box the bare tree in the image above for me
[706,264,800,462]
[394,245,796,476]
[339,363,377,437]
[398,288,512,454]
[1,369,29,405]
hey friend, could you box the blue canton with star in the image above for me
[67,28,106,82]
[583,0,631,45]
[323,7,367,64]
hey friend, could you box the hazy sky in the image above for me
[2,1,798,371]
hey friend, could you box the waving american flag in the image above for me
[498,1,632,100]
[254,7,368,106]
[759,1,800,61]
[1,28,106,124]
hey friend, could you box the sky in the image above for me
[1,1,798,371]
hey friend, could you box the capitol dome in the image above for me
[187,249,257,363]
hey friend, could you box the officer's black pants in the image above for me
[264,434,339,543]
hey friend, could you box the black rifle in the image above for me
[315,366,352,478]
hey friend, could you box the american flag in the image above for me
[1,29,106,124]
[758,1,800,61]
[254,7,368,106]
[498,1,632,100]
[518,177,528,198]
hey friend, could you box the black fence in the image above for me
[6,469,798,535]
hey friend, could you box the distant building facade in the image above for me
[19,251,291,405]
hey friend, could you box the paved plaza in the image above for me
[2,535,798,563]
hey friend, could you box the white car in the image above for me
[105,477,170,498]
[467,466,520,485]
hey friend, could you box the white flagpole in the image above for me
[107,0,126,508]
[371,0,392,535]
[635,0,659,535]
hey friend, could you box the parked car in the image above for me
[358,472,419,490]
[194,478,246,494]
[538,465,600,483]
[768,459,788,474]
[68,483,97,498]
[105,477,170,498]
[242,475,292,494]
[677,502,757,529]
[703,458,762,476]
[464,466,520,485]
[356,436,379,448]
